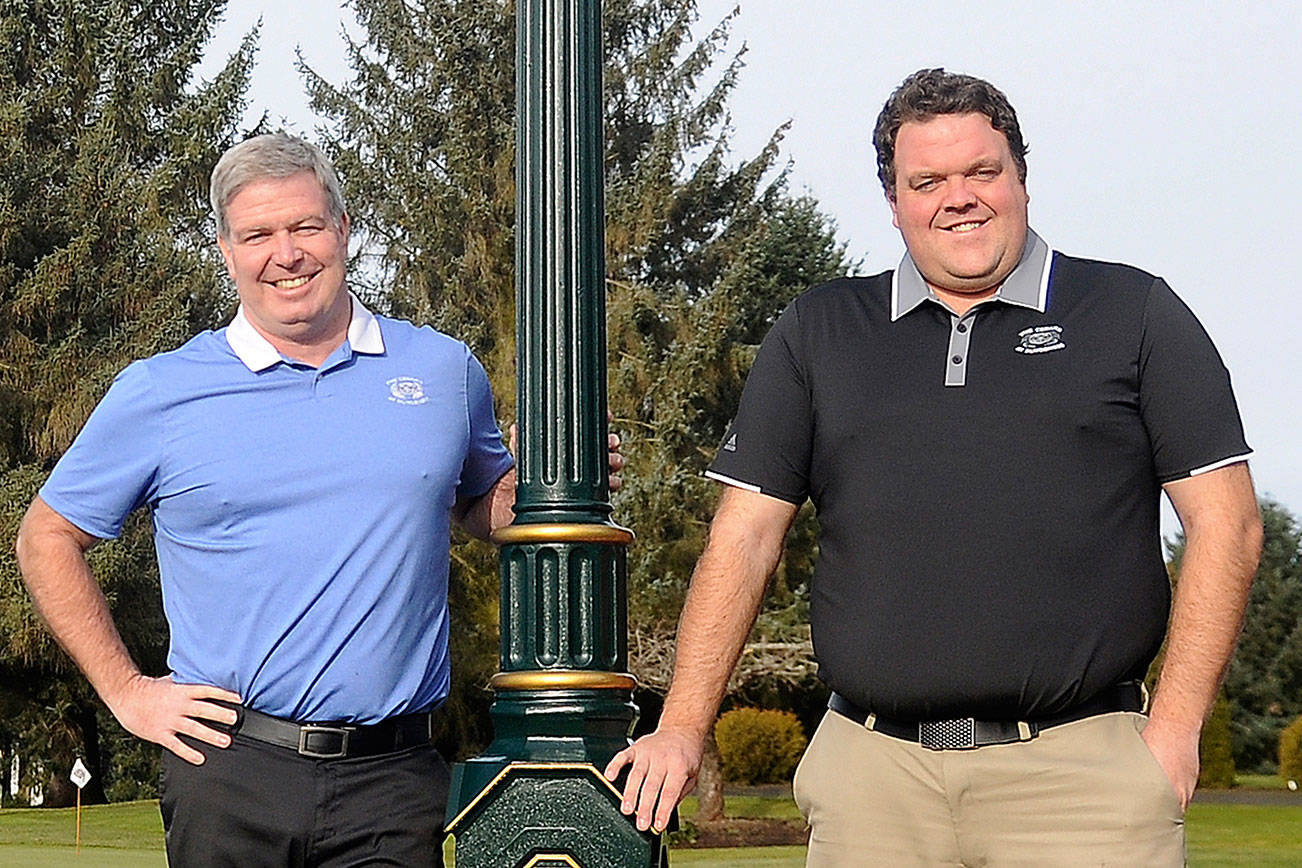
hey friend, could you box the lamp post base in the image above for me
[445,684,670,867]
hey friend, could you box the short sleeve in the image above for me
[706,303,812,503]
[456,350,514,499]
[1139,279,1251,482]
[39,361,165,538]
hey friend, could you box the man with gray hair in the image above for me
[607,68,1261,865]
[15,132,571,864]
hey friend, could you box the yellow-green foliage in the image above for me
[715,708,808,785]
[1199,693,1236,788]
[1279,716,1302,784]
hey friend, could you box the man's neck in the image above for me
[264,333,347,368]
[929,284,1000,317]
[249,298,352,368]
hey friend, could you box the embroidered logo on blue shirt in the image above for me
[1014,325,1065,354]
[387,376,430,405]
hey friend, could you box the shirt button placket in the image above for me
[946,313,975,387]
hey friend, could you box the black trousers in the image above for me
[160,733,449,867]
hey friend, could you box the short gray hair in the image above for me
[210,132,346,237]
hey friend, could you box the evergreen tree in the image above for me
[1168,498,1302,772]
[302,0,853,767]
[1198,692,1236,788]
[0,0,255,804]
[1279,714,1302,785]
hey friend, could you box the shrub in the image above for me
[1279,715,1302,786]
[1198,694,1236,788]
[714,708,808,785]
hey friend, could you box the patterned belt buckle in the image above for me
[919,718,977,750]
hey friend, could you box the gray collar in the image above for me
[890,229,1053,321]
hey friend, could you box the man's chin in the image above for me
[923,266,1002,295]
[938,258,1018,292]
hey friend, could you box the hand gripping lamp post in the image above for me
[442,0,668,865]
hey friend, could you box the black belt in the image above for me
[828,681,1146,751]
[228,705,434,760]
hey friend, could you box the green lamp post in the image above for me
[443,0,668,864]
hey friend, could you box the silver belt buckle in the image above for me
[298,724,352,759]
[919,718,977,750]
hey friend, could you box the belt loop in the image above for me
[1139,681,1150,714]
[865,712,877,731]
[1017,721,1034,741]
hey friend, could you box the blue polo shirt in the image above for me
[41,297,513,723]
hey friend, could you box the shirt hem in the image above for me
[1188,452,1253,476]
[703,470,805,504]
[703,470,762,492]
[1160,451,1253,483]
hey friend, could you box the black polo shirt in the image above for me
[707,230,1251,721]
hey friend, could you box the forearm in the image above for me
[1149,533,1260,733]
[1151,466,1262,734]
[461,425,622,539]
[606,486,797,828]
[657,490,795,738]
[16,499,141,706]
[657,554,772,736]
[19,498,245,762]
[457,468,517,540]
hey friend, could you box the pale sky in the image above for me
[202,1,1302,527]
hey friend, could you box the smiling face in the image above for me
[217,171,351,362]
[889,112,1029,305]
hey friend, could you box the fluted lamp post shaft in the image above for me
[443,0,666,864]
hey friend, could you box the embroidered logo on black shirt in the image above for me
[1014,325,1065,354]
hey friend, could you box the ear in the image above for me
[337,212,351,245]
[887,190,901,230]
[216,235,237,281]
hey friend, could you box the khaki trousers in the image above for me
[793,710,1184,867]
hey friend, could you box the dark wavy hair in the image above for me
[873,68,1028,198]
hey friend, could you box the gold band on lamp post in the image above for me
[490,523,635,546]
[490,670,638,691]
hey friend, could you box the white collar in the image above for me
[225,292,385,371]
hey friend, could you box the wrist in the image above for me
[1144,708,1203,743]
[657,705,714,742]
[98,668,145,712]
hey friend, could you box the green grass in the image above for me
[671,845,806,865]
[0,800,166,866]
[1186,802,1302,866]
[0,797,1299,866]
[0,800,164,849]
[1235,773,1290,790]
[0,844,166,866]
[678,794,803,822]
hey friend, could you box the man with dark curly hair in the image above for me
[608,68,1262,865]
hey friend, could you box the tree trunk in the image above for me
[0,737,10,805]
[43,775,75,808]
[696,729,725,822]
[75,703,108,804]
